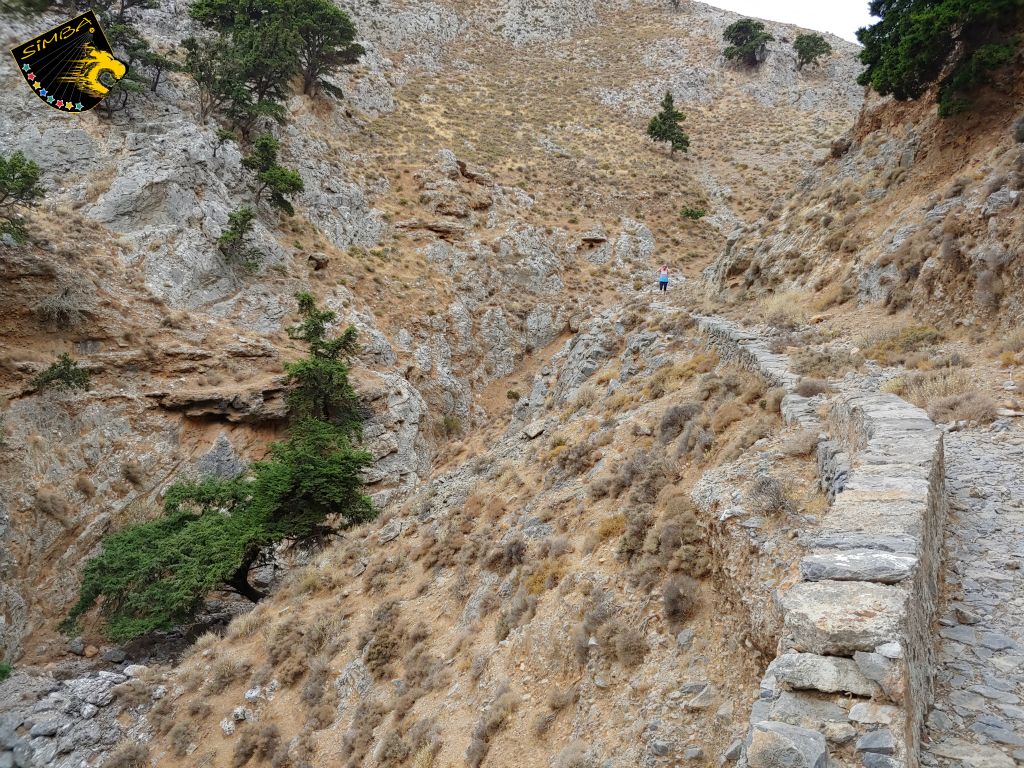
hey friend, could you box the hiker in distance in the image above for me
[658,264,670,292]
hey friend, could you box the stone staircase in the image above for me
[696,316,947,768]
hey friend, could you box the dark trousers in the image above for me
[659,281,668,292]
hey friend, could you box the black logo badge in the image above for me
[10,10,127,113]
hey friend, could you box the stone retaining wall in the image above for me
[696,316,946,768]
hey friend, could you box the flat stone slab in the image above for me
[782,581,905,655]
[768,652,881,697]
[748,721,827,768]
[800,550,918,584]
[807,533,919,554]
[767,692,850,730]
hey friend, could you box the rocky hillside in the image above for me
[712,76,1024,330]
[7,2,1024,768]
[0,0,860,664]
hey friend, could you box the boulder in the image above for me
[856,728,895,755]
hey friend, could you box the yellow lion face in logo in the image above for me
[60,44,127,97]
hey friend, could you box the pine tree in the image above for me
[190,0,299,131]
[647,92,690,156]
[290,0,365,96]
[284,291,361,431]
[218,207,258,270]
[723,19,774,67]
[242,134,305,215]
[794,33,832,70]
[63,294,373,641]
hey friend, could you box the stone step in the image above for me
[800,550,918,584]
[782,580,906,655]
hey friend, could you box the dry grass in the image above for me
[232,724,280,767]
[663,575,700,630]
[928,392,998,424]
[760,291,809,328]
[597,514,626,540]
[881,367,996,425]
[748,474,789,516]
[226,607,270,641]
[794,378,833,397]
[710,399,745,432]
[863,326,944,366]
[102,742,150,768]
[466,686,519,768]
[523,557,568,595]
[598,620,648,667]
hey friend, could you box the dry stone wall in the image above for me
[695,316,946,768]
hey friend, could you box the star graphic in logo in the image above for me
[75,102,84,110]
[56,100,63,107]
[39,88,47,96]
[27,73,35,81]
[47,95,55,103]
[32,82,41,90]
[22,64,30,71]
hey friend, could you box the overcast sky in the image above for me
[710,1,878,44]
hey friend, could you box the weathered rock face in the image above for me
[709,86,1024,328]
[0,668,151,768]
[594,3,862,119]
[358,370,431,508]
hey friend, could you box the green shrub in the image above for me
[0,661,11,681]
[794,33,832,69]
[681,207,706,220]
[723,19,773,67]
[31,353,90,391]
[243,134,304,215]
[0,150,44,229]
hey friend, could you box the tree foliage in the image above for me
[242,134,305,215]
[723,18,773,67]
[857,0,1023,116]
[218,206,259,270]
[187,0,363,127]
[189,0,297,131]
[31,353,90,391]
[291,0,364,96]
[0,151,44,221]
[794,33,832,69]
[183,35,243,124]
[646,91,690,156]
[285,292,361,429]
[64,295,373,641]
[92,0,173,118]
